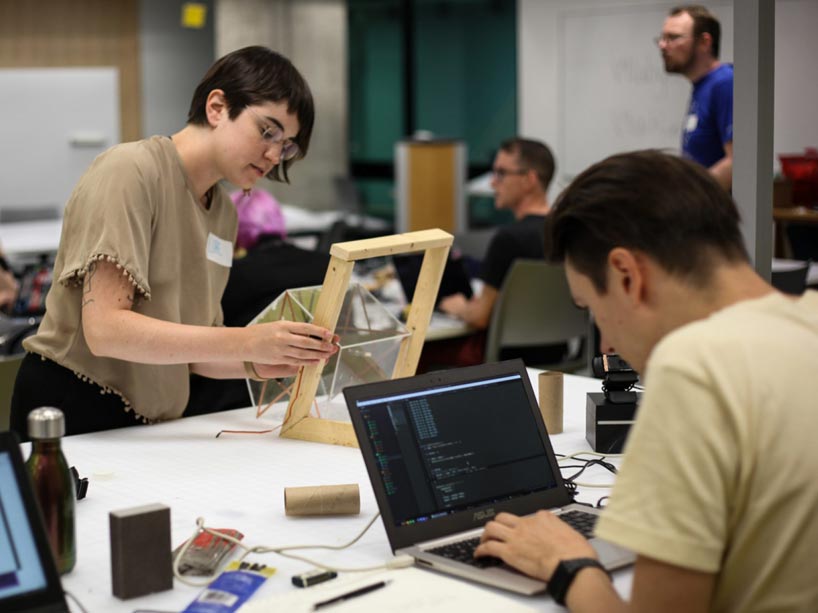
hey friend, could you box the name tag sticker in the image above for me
[206,233,233,267]
[685,114,698,132]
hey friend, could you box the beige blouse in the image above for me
[25,136,238,422]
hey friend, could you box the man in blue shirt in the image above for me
[658,5,733,190]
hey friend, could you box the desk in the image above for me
[363,270,477,343]
[0,219,62,259]
[48,371,630,612]
[425,312,475,341]
[0,206,366,260]
[772,205,818,225]
[466,172,494,198]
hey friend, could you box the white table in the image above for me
[0,205,375,261]
[0,219,62,259]
[48,371,630,612]
[466,172,494,198]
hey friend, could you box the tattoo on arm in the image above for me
[82,262,96,308]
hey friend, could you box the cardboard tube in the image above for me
[538,371,564,434]
[284,484,360,516]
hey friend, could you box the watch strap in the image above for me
[547,557,609,605]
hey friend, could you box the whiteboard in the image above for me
[0,67,119,216]
[557,3,733,180]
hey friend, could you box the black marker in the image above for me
[312,579,390,610]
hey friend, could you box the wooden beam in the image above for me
[280,229,453,446]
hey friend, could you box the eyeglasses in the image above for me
[654,33,690,46]
[492,167,528,180]
[245,106,300,161]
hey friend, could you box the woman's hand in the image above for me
[245,320,339,367]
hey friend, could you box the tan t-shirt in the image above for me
[595,291,818,612]
[24,136,237,422]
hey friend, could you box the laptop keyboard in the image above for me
[427,510,598,567]
[558,509,598,538]
[428,536,503,568]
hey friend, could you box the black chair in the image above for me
[771,260,810,295]
[484,260,588,372]
[786,225,818,262]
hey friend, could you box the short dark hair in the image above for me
[187,46,314,183]
[671,5,721,59]
[499,138,556,192]
[545,150,748,292]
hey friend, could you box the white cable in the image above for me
[572,481,615,488]
[557,451,623,461]
[557,451,619,489]
[173,512,392,586]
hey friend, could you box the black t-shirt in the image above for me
[479,214,569,365]
[480,214,548,290]
[221,237,330,327]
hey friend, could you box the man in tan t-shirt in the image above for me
[474,151,818,612]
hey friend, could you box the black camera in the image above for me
[586,354,640,454]
[591,354,639,403]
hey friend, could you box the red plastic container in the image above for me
[779,148,818,205]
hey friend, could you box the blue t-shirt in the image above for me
[682,64,733,168]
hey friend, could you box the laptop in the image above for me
[393,253,473,308]
[343,360,634,595]
[0,431,70,612]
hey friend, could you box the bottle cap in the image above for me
[27,407,66,439]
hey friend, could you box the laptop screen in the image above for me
[0,431,67,612]
[352,370,559,528]
[0,451,48,599]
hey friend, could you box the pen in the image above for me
[312,579,390,610]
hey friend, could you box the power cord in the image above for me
[557,451,620,492]
[64,590,89,613]
[173,512,413,587]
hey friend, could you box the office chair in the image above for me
[771,260,810,295]
[786,225,818,262]
[0,355,23,430]
[484,259,588,372]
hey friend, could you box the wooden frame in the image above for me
[280,229,453,447]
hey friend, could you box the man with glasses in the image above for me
[436,138,561,365]
[658,5,733,190]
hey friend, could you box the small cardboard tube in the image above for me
[538,370,564,434]
[284,484,360,516]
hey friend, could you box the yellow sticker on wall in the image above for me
[181,2,208,29]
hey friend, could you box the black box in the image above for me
[110,503,173,599]
[585,392,640,454]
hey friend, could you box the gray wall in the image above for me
[216,0,348,211]
[519,0,818,183]
[140,0,216,138]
